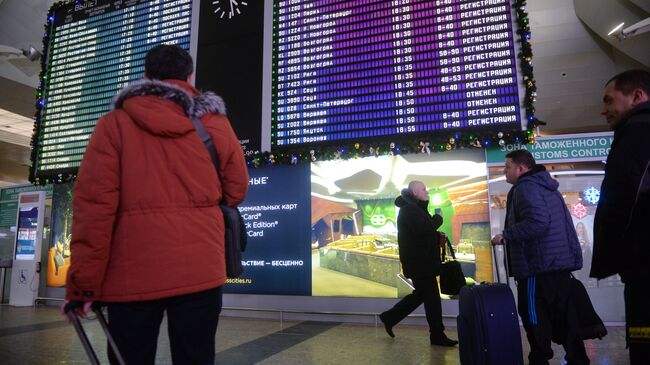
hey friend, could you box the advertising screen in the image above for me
[226,163,313,295]
[15,207,39,261]
[46,183,73,287]
[310,151,493,298]
[46,152,494,298]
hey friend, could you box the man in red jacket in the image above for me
[62,44,249,364]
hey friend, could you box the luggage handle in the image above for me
[440,234,456,262]
[64,302,126,365]
[492,240,511,287]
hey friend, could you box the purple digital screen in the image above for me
[271,0,523,147]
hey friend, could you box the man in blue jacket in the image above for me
[491,149,586,365]
[590,70,650,365]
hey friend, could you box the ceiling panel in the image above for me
[527,0,649,134]
[0,138,30,187]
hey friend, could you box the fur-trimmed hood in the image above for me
[111,79,226,137]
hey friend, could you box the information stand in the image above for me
[9,192,46,306]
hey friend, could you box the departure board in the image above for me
[271,0,523,147]
[32,0,192,181]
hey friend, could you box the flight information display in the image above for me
[271,0,523,147]
[32,0,192,181]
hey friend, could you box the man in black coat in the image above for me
[590,70,650,365]
[379,180,458,346]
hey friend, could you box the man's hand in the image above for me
[60,300,93,321]
[491,234,504,246]
[431,213,443,227]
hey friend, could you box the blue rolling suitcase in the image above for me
[457,246,523,365]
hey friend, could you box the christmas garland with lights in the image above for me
[29,2,63,185]
[248,0,539,167]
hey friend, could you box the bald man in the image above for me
[379,181,457,346]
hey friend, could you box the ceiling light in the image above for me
[22,46,42,62]
[609,18,650,40]
[0,44,41,62]
[607,22,625,36]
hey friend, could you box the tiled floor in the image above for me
[0,305,630,364]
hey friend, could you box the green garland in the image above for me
[29,2,61,185]
[250,0,539,167]
[514,0,541,133]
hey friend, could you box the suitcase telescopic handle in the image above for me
[66,308,100,365]
[492,243,501,284]
[64,302,126,365]
[492,239,511,286]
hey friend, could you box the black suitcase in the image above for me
[457,246,523,365]
[64,302,126,365]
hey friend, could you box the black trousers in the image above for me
[106,286,223,365]
[516,272,589,365]
[381,275,444,335]
[624,277,650,365]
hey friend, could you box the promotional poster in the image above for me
[45,153,494,299]
[46,183,73,287]
[310,151,492,298]
[226,163,312,295]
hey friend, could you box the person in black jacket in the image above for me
[379,180,458,346]
[492,150,587,365]
[590,70,650,365]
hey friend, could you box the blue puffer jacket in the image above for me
[503,165,583,278]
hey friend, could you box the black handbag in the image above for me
[570,275,607,340]
[439,234,466,295]
[190,116,247,278]
[551,274,607,344]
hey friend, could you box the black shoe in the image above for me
[379,313,395,338]
[430,334,458,347]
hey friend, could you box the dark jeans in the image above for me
[107,286,223,365]
[624,277,650,365]
[516,272,589,365]
[381,275,444,335]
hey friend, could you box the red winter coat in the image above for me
[65,79,249,302]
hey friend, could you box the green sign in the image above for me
[0,202,18,227]
[486,132,613,166]
[0,184,53,227]
[0,184,53,201]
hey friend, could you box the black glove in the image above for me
[432,213,443,228]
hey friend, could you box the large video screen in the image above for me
[47,152,494,298]
[222,151,493,297]
[271,0,524,148]
[31,0,193,183]
[308,151,493,298]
